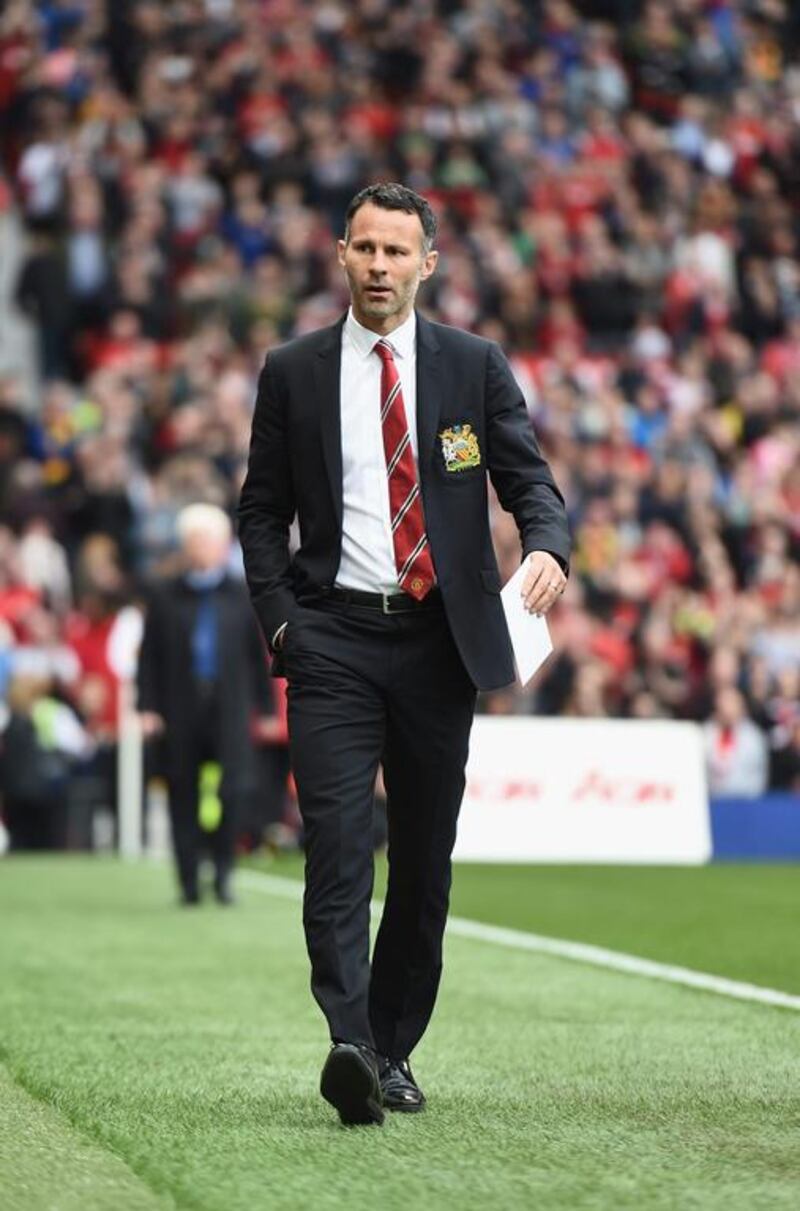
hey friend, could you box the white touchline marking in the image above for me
[236,870,800,1013]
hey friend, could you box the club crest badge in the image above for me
[439,423,481,473]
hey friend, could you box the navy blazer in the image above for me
[237,312,570,691]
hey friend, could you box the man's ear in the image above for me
[336,239,347,268]
[420,249,439,281]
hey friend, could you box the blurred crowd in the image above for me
[0,0,798,839]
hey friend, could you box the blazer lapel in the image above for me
[416,312,442,474]
[314,315,346,528]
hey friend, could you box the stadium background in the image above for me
[0,0,798,822]
[1,3,800,1209]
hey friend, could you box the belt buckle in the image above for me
[381,592,393,615]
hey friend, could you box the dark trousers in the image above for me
[285,595,476,1060]
[166,682,237,898]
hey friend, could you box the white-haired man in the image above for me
[138,503,271,904]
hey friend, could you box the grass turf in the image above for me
[1,856,799,1211]
[250,854,800,995]
[0,1065,168,1211]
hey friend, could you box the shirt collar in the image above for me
[185,566,226,591]
[344,307,417,361]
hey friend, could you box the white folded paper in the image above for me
[500,562,554,688]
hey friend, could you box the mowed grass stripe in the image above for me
[445,862,800,996]
[239,870,800,1012]
[2,858,800,1211]
[0,1064,173,1211]
[247,855,800,996]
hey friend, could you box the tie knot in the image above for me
[374,339,395,364]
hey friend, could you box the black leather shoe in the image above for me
[320,1043,385,1126]
[379,1057,426,1112]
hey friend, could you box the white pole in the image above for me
[117,678,142,860]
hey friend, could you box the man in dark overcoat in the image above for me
[137,503,271,904]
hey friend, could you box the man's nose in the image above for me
[368,250,388,275]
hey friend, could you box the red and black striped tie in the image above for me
[375,338,435,601]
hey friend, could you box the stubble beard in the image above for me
[360,294,395,318]
[352,275,419,324]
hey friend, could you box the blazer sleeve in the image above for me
[484,341,571,571]
[237,355,299,646]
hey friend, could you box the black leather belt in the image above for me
[324,585,441,614]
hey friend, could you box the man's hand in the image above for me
[252,715,285,742]
[520,551,567,616]
[138,711,166,738]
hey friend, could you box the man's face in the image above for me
[337,202,438,332]
[183,530,230,572]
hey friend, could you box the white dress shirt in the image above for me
[336,307,419,592]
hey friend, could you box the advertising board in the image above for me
[453,717,711,864]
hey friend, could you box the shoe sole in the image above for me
[321,1049,385,1126]
[383,1097,426,1113]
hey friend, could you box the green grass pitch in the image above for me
[1,856,799,1211]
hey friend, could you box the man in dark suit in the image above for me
[137,504,271,905]
[238,183,570,1126]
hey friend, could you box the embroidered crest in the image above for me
[439,423,481,473]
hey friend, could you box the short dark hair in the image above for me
[344,183,437,253]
